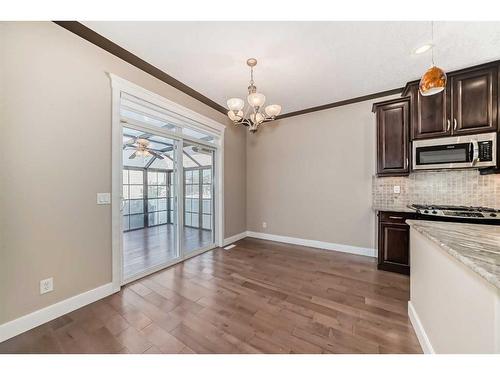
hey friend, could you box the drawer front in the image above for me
[378,211,415,224]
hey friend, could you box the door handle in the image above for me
[446,119,451,132]
[389,216,404,220]
[453,118,457,130]
[120,197,125,212]
[471,140,479,166]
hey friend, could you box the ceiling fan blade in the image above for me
[129,152,137,159]
[150,151,164,159]
[123,137,137,149]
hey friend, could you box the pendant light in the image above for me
[419,21,447,96]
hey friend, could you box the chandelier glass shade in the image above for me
[226,58,281,133]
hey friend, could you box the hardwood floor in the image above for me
[0,238,422,354]
[124,224,213,279]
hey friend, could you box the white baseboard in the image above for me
[408,301,435,354]
[223,231,248,246]
[0,283,117,343]
[246,231,376,257]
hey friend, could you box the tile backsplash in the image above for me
[373,170,500,210]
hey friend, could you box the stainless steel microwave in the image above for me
[412,132,497,171]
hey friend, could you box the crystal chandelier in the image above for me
[226,58,282,133]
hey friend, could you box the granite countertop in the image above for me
[406,220,500,290]
[372,205,415,213]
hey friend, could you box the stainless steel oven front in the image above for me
[412,132,497,170]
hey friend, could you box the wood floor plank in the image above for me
[0,237,422,354]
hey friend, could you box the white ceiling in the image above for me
[84,21,500,115]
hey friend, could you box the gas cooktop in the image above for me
[409,204,500,222]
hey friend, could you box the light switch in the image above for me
[393,185,401,194]
[97,193,111,205]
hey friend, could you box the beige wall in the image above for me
[0,22,246,324]
[246,96,398,250]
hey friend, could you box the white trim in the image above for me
[496,291,500,353]
[109,73,226,134]
[408,301,435,354]
[216,130,225,247]
[0,283,115,343]
[246,231,376,257]
[223,231,248,246]
[111,84,123,291]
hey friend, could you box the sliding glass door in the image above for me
[122,127,180,281]
[116,88,221,285]
[182,142,215,255]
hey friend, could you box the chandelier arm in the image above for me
[238,118,251,127]
[243,104,252,119]
[261,112,277,122]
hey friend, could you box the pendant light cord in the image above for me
[431,21,435,66]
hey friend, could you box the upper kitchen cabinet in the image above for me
[373,98,410,177]
[403,62,499,140]
[450,65,498,135]
[402,83,450,140]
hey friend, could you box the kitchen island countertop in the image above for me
[406,220,500,290]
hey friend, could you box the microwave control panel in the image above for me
[478,141,493,161]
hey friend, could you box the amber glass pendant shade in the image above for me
[419,65,447,96]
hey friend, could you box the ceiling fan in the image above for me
[123,138,165,160]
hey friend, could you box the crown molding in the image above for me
[53,21,408,120]
[53,21,227,115]
[276,88,404,120]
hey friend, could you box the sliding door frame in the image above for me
[110,74,225,291]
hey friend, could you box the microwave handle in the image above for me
[470,140,479,166]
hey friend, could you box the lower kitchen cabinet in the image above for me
[377,211,416,275]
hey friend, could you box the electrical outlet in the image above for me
[40,277,54,295]
[262,222,267,229]
[393,185,401,194]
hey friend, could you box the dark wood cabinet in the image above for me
[373,98,410,176]
[405,83,450,139]
[377,211,416,275]
[450,66,498,135]
[403,62,499,140]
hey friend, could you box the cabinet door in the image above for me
[376,100,410,176]
[451,66,498,135]
[378,222,410,275]
[410,83,450,139]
